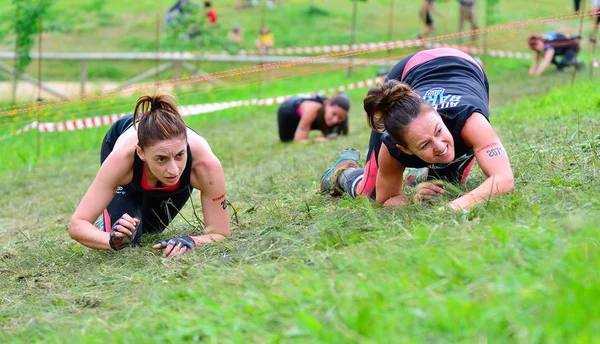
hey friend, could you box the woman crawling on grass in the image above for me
[277,93,351,143]
[319,47,514,210]
[68,93,230,257]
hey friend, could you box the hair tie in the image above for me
[152,102,162,111]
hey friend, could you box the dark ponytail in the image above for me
[363,79,431,147]
[132,93,187,149]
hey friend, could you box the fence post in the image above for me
[37,14,43,159]
[156,13,161,86]
[12,5,19,105]
[347,0,358,77]
[80,60,87,95]
[172,60,181,92]
[386,0,394,70]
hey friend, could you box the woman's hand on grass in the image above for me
[152,236,196,257]
[412,181,445,203]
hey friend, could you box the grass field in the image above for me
[1,0,600,342]
[1,76,599,342]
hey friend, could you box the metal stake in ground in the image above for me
[386,0,395,71]
[571,4,586,86]
[257,0,268,100]
[590,6,599,78]
[37,14,43,159]
[155,13,161,86]
[347,0,360,77]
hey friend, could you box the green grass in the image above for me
[1,1,600,342]
[1,65,599,342]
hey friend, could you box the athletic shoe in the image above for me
[575,59,586,70]
[320,149,360,196]
[403,167,429,187]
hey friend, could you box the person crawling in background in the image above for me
[528,32,585,76]
[276,93,351,143]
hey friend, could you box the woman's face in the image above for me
[324,104,348,127]
[136,137,188,186]
[396,110,455,164]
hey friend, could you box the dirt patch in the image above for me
[0,81,125,102]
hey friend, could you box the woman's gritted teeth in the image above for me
[435,145,449,157]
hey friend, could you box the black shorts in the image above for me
[425,12,433,26]
[99,114,192,243]
[277,98,301,142]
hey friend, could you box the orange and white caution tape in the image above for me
[236,40,422,56]
[2,76,385,138]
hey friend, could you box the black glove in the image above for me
[108,218,139,251]
[155,236,196,250]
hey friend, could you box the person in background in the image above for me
[277,93,351,143]
[457,0,478,43]
[418,0,443,39]
[417,0,442,39]
[528,32,584,76]
[165,0,189,24]
[255,25,275,54]
[204,1,217,26]
[591,0,600,44]
[226,23,244,53]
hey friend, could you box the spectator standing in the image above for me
[205,1,217,26]
[255,25,275,54]
[457,0,478,43]
[226,23,244,53]
[417,0,443,39]
[592,0,600,41]
[165,0,189,24]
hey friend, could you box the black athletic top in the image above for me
[284,94,328,131]
[279,94,348,136]
[381,55,489,171]
[541,32,580,55]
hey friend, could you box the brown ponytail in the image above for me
[363,79,431,147]
[132,93,188,149]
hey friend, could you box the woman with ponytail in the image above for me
[320,47,514,211]
[69,93,230,257]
